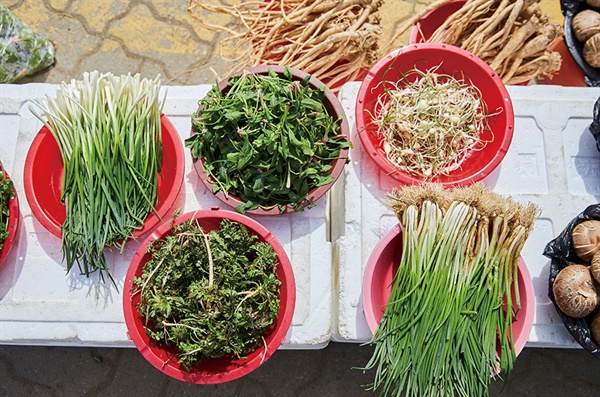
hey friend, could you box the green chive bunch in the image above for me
[363,183,538,397]
[133,218,281,370]
[30,71,164,284]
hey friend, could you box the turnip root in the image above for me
[553,264,598,318]
[572,219,600,263]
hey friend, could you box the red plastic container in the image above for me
[408,0,467,44]
[356,43,514,187]
[123,208,296,384]
[191,65,350,215]
[0,166,19,265]
[24,114,184,238]
[362,224,535,360]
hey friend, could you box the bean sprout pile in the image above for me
[375,68,490,178]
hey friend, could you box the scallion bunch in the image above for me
[363,183,538,397]
[30,71,164,284]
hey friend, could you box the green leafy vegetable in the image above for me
[185,67,351,213]
[0,164,15,250]
[132,217,281,370]
[362,183,538,397]
[30,71,164,285]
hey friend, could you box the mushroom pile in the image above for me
[571,0,600,68]
[552,219,600,345]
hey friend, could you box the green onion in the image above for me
[30,71,164,285]
[362,183,538,397]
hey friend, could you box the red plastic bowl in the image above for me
[408,0,467,44]
[356,43,514,187]
[24,114,184,238]
[0,167,19,265]
[191,65,350,215]
[362,224,535,359]
[123,208,296,384]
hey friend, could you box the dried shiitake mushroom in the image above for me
[592,311,600,345]
[592,251,600,284]
[583,33,600,68]
[572,9,600,43]
[572,219,600,262]
[552,264,598,318]
[586,0,600,8]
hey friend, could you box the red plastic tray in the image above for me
[24,114,184,238]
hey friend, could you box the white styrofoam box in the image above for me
[332,83,600,348]
[0,84,332,348]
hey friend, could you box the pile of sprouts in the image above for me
[374,67,491,178]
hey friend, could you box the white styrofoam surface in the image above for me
[0,84,332,348]
[332,83,600,348]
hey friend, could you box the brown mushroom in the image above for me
[592,251,600,285]
[572,10,600,43]
[586,0,600,9]
[572,220,600,262]
[552,264,598,318]
[583,33,600,69]
[592,311,600,345]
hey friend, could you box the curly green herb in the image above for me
[132,218,281,371]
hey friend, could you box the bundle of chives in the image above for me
[30,71,164,285]
[363,183,538,397]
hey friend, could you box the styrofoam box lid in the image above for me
[0,84,332,349]
[332,83,600,348]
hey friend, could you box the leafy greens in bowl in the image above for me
[186,66,351,215]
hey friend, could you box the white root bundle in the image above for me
[424,0,563,84]
[188,0,384,91]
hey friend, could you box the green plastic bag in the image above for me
[0,5,54,83]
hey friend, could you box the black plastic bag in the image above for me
[543,204,600,359]
[591,96,600,151]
